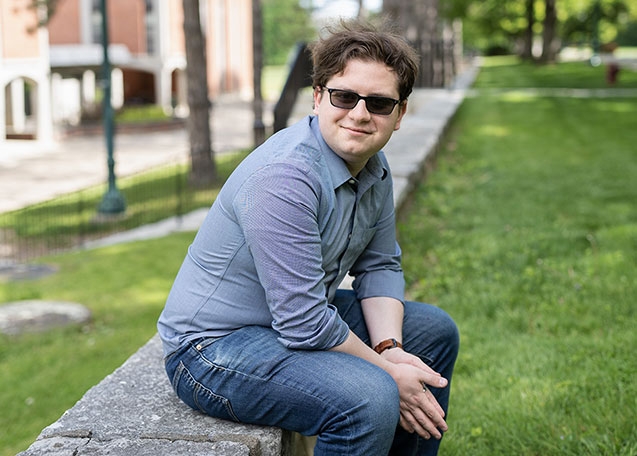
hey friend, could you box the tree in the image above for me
[521,0,536,60]
[442,0,633,59]
[28,0,59,27]
[182,0,216,186]
[562,0,631,47]
[540,0,558,62]
[357,0,367,18]
[263,0,315,65]
[383,0,459,87]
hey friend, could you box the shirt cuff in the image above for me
[352,269,405,303]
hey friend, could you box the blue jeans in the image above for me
[164,289,459,456]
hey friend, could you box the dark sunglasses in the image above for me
[323,87,401,116]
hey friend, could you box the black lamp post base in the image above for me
[97,189,126,215]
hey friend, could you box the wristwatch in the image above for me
[373,338,403,354]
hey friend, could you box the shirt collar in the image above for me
[309,116,389,191]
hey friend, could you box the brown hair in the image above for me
[309,19,419,101]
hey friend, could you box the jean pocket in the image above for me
[171,360,240,422]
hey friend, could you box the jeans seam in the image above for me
[178,360,241,422]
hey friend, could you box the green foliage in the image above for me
[115,105,170,123]
[398,58,637,455]
[29,0,60,27]
[616,20,637,45]
[262,64,289,101]
[458,0,533,54]
[562,0,631,45]
[445,0,635,54]
[262,0,316,65]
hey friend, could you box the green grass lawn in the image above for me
[2,58,637,455]
[0,234,196,455]
[399,65,637,454]
[475,55,637,89]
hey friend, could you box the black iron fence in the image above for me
[0,158,234,267]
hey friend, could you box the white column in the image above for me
[0,83,6,144]
[79,0,93,44]
[157,0,171,60]
[50,73,63,124]
[175,68,189,118]
[37,5,54,143]
[156,68,169,115]
[111,68,124,110]
[82,70,96,108]
[36,76,54,143]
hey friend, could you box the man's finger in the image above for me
[422,384,446,418]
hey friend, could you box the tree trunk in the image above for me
[521,0,535,61]
[540,0,558,63]
[383,0,441,87]
[252,0,265,146]
[357,0,365,18]
[183,0,216,186]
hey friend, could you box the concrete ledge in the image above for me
[19,335,293,456]
[386,82,475,210]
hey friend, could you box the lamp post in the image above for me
[97,0,126,215]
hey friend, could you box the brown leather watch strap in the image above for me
[373,338,403,354]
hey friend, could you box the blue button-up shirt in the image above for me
[158,116,405,356]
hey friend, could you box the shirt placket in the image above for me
[337,178,359,277]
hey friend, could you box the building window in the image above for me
[145,0,157,55]
[91,0,102,44]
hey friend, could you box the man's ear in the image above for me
[312,87,323,114]
[393,101,408,131]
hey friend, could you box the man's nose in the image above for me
[349,98,372,119]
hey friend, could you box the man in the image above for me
[158,20,459,456]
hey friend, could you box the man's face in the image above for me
[313,58,407,176]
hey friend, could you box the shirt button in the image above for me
[196,344,202,351]
[348,179,356,185]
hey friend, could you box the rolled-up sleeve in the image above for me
[233,163,350,350]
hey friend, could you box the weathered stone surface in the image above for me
[18,435,251,456]
[20,335,285,456]
[0,300,91,335]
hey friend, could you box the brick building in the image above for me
[1,0,253,147]
[0,0,54,143]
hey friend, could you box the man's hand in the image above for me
[383,349,448,439]
[381,347,442,377]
